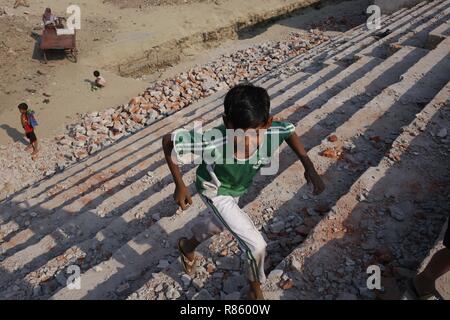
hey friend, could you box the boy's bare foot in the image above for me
[248,281,265,300]
[31,150,39,161]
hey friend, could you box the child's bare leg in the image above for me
[30,140,39,160]
[414,248,450,296]
[31,140,39,154]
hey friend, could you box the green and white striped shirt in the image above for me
[173,121,296,197]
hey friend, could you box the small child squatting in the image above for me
[92,70,106,91]
[162,84,325,300]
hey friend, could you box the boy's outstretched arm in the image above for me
[162,134,193,210]
[285,132,325,195]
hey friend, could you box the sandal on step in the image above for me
[177,238,196,276]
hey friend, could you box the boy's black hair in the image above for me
[93,70,100,77]
[224,83,270,129]
[18,103,29,111]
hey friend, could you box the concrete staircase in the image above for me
[0,0,449,300]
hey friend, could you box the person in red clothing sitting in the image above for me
[18,103,39,160]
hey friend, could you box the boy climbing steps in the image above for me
[162,84,324,300]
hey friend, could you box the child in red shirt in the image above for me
[18,103,39,160]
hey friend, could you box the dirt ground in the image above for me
[0,0,367,145]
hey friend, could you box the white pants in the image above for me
[192,194,267,283]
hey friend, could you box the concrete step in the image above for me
[275,46,428,126]
[397,13,450,47]
[320,0,446,63]
[268,0,433,79]
[424,21,450,50]
[265,79,450,299]
[358,0,450,58]
[427,20,450,42]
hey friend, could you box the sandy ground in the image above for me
[0,0,368,145]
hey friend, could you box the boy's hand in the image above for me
[305,172,325,195]
[163,134,192,211]
[285,133,325,196]
[174,185,193,210]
